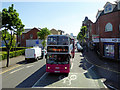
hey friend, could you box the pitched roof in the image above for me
[22,29,31,34]
[22,27,40,34]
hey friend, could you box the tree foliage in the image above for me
[77,26,87,43]
[37,27,51,48]
[1,4,25,67]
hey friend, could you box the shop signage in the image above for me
[92,35,99,42]
[101,38,120,42]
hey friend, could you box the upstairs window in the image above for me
[105,23,113,32]
[104,3,112,13]
[30,34,33,39]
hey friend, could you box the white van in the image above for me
[25,47,43,62]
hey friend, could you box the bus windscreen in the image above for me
[46,54,70,64]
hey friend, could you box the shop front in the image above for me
[101,38,120,60]
[119,44,120,59]
[104,43,115,59]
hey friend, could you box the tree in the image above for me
[77,26,87,45]
[37,27,51,49]
[1,4,25,67]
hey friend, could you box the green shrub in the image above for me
[0,49,25,60]
[0,47,29,51]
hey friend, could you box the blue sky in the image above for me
[1,0,115,36]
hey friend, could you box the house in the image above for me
[17,27,43,47]
[88,0,120,60]
[50,28,64,35]
[82,16,93,47]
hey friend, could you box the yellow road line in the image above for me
[0,65,22,74]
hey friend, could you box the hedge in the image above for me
[0,47,26,51]
[0,49,25,61]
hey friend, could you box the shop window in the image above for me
[118,44,120,59]
[105,23,113,32]
[104,43,114,58]
[119,24,120,31]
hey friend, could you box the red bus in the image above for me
[45,35,75,73]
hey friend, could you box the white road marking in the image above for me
[32,72,47,88]
[26,65,34,68]
[71,63,73,69]
[59,74,77,85]
[82,70,88,74]
[9,67,24,74]
[43,87,94,88]
[107,85,117,89]
[100,80,107,88]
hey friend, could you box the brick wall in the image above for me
[99,11,120,38]
[94,11,120,60]
[17,28,40,47]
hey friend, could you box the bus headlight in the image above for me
[65,67,67,69]
[48,67,50,69]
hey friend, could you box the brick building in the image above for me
[17,27,41,47]
[17,28,65,47]
[92,1,120,60]
[82,17,93,47]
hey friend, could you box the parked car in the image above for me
[25,47,42,62]
[77,43,83,52]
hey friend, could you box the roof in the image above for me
[22,28,40,34]
[95,1,119,22]
[22,29,31,34]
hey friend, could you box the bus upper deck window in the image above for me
[47,36,57,45]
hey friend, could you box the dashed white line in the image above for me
[26,65,34,68]
[9,67,24,74]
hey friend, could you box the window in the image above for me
[119,24,120,31]
[105,23,113,32]
[104,43,114,58]
[119,44,120,59]
[30,34,33,39]
[104,3,112,13]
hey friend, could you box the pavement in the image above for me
[84,50,120,73]
[83,49,120,89]
[0,55,25,70]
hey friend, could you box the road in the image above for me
[2,51,107,89]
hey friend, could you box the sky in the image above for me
[1,0,115,36]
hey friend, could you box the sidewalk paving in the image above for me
[84,50,120,73]
[83,50,120,89]
[0,55,25,69]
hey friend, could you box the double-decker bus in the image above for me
[45,35,75,73]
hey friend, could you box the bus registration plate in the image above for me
[54,71,60,73]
